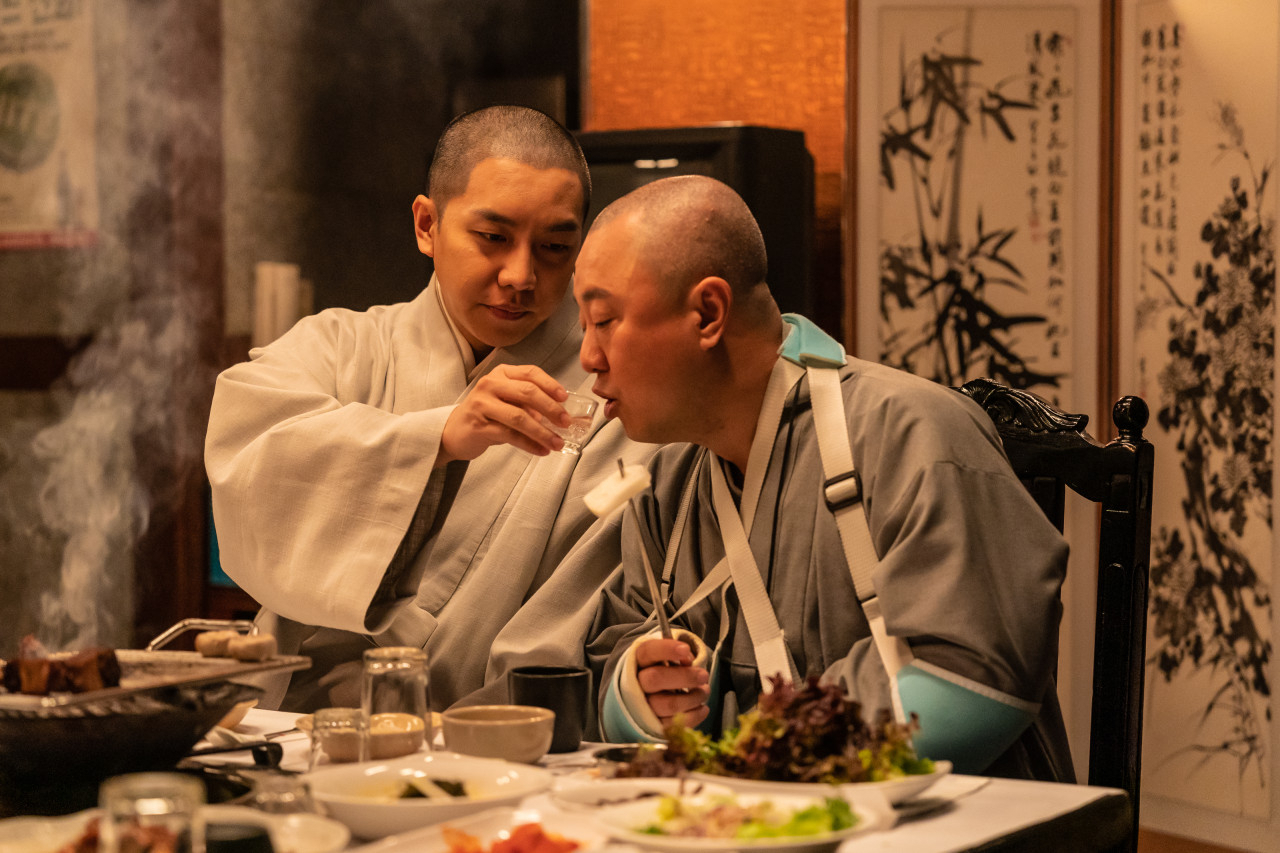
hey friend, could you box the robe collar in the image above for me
[433,280,479,379]
[419,274,584,395]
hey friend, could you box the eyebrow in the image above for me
[576,286,612,302]
[474,209,581,233]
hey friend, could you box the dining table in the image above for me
[195,708,1132,853]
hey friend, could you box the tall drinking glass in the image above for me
[99,772,206,853]
[361,646,432,750]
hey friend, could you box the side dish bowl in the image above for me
[297,711,427,761]
[303,751,554,839]
[440,704,554,764]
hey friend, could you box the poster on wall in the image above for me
[1118,1,1277,849]
[0,0,97,248]
[855,0,1103,776]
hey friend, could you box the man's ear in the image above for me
[412,195,438,257]
[689,277,731,351]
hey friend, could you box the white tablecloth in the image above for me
[213,709,1125,853]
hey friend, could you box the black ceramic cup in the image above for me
[507,665,590,753]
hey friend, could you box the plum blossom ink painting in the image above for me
[1118,1,1278,848]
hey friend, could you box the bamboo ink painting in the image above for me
[856,1,1100,412]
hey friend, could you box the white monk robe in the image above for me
[205,277,656,711]
[484,354,1074,780]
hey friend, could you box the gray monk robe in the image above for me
[205,278,655,711]
[485,355,1075,780]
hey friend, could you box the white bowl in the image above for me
[440,704,554,764]
[298,711,428,761]
[304,751,554,840]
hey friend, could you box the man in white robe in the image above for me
[205,106,654,711]
[487,175,1074,780]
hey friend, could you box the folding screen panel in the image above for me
[1117,1,1277,849]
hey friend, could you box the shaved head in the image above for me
[428,105,591,219]
[590,176,770,318]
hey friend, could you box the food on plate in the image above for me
[216,698,259,729]
[355,773,498,802]
[1,635,122,696]
[553,777,721,811]
[584,462,651,518]
[194,629,241,657]
[194,630,278,661]
[616,674,934,784]
[397,777,468,799]
[226,633,277,661]
[55,816,180,853]
[441,821,580,853]
[635,793,855,840]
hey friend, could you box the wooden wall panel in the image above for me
[585,0,848,342]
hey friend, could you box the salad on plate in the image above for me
[637,793,855,839]
[592,790,875,852]
[617,675,935,785]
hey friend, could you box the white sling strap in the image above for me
[703,358,806,690]
[806,364,914,721]
[650,354,908,707]
[651,359,804,692]
[659,447,708,598]
[708,462,795,687]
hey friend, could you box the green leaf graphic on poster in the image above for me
[0,62,60,173]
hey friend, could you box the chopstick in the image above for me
[629,498,673,640]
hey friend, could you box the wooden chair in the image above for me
[958,378,1154,852]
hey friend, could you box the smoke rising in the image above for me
[33,304,202,650]
[0,0,215,653]
[1,0,547,653]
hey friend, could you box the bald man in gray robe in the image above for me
[484,174,1074,781]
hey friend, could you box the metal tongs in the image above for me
[146,618,257,651]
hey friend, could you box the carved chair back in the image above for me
[958,378,1154,850]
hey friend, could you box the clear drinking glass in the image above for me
[544,392,598,455]
[308,706,370,770]
[361,646,432,749]
[98,772,206,853]
[238,768,316,814]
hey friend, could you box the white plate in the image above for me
[0,805,349,853]
[350,805,607,853]
[0,809,89,853]
[552,777,734,811]
[691,760,951,806]
[592,791,878,852]
[304,751,554,840]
